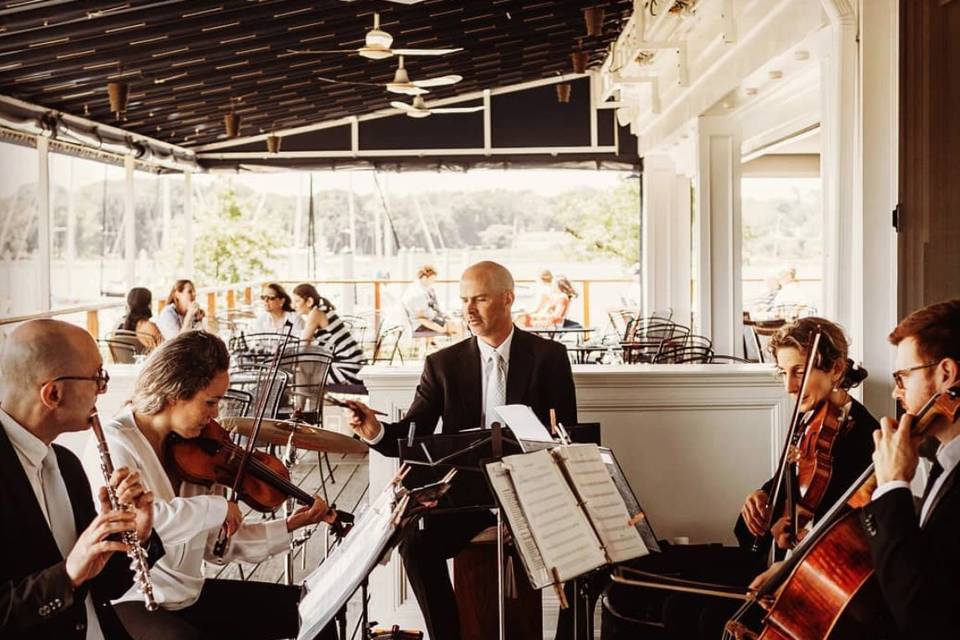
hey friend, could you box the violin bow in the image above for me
[213,327,295,557]
[754,327,822,554]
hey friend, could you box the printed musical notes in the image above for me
[554,444,647,562]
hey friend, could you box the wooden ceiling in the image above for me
[0,0,632,148]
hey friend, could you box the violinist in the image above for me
[80,331,337,640]
[603,317,878,640]
[736,317,878,554]
[863,298,960,636]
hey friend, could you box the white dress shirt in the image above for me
[363,328,515,444]
[872,433,960,526]
[81,406,291,610]
[250,311,304,335]
[0,408,105,640]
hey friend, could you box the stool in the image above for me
[454,526,542,640]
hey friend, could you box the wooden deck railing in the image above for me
[1,277,634,339]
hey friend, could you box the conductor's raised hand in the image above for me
[65,487,137,588]
[344,400,382,441]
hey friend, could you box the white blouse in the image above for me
[80,406,291,610]
[250,311,304,335]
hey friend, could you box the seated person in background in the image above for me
[156,279,205,340]
[117,287,163,352]
[401,264,457,336]
[770,267,813,319]
[83,331,337,640]
[529,269,554,314]
[0,319,161,640]
[292,284,364,386]
[250,283,303,336]
[519,275,578,329]
[747,274,782,320]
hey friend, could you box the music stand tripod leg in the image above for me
[497,507,506,640]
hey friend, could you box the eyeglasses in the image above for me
[892,362,938,390]
[47,367,110,394]
[260,295,279,301]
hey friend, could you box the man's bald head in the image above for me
[1,319,99,394]
[461,261,514,294]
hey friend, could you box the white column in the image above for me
[65,156,76,297]
[36,136,51,311]
[123,155,136,289]
[161,174,171,255]
[819,0,859,332]
[857,0,898,415]
[643,155,692,323]
[184,170,194,276]
[694,116,743,357]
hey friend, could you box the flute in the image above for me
[89,413,159,612]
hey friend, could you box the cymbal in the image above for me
[220,417,368,454]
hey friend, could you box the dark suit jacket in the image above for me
[0,425,163,640]
[862,459,960,637]
[372,327,577,457]
[735,398,879,552]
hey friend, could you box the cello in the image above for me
[724,387,960,640]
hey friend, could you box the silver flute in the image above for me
[89,413,159,611]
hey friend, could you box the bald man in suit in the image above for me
[0,320,162,640]
[348,261,577,640]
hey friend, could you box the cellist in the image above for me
[863,298,960,636]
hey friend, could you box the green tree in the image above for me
[193,188,279,284]
[552,178,641,265]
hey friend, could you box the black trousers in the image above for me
[399,509,495,640]
[113,578,338,640]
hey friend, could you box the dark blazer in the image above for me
[862,459,960,637]
[0,425,163,640]
[735,398,879,551]
[372,327,578,457]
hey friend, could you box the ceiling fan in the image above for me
[288,12,462,60]
[315,57,462,96]
[390,95,485,118]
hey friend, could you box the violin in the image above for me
[725,387,960,640]
[781,399,846,541]
[165,418,354,539]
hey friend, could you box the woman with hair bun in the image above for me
[736,316,879,554]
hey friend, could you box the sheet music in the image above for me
[495,404,554,443]
[485,462,553,589]
[502,449,605,582]
[298,486,396,640]
[554,444,648,563]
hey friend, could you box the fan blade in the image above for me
[287,48,358,55]
[389,100,420,113]
[390,85,429,96]
[315,75,384,88]
[431,106,485,114]
[412,74,463,88]
[392,48,463,56]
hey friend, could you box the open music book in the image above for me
[485,443,650,589]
